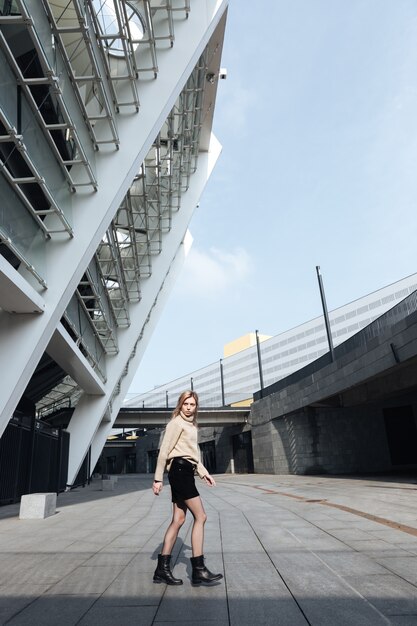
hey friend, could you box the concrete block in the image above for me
[102,479,114,491]
[19,493,56,519]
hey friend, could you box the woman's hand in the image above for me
[203,474,216,487]
[153,480,163,495]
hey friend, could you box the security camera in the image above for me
[219,68,227,79]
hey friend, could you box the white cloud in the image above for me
[178,246,253,298]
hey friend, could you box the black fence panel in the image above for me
[0,418,23,504]
[0,415,70,505]
[29,424,58,493]
[15,426,31,501]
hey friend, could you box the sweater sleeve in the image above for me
[195,443,209,479]
[154,419,183,482]
[196,460,209,479]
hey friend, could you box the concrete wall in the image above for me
[249,309,417,476]
[251,406,387,475]
[135,431,162,473]
[199,424,252,473]
[251,389,417,476]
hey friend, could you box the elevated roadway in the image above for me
[114,406,250,429]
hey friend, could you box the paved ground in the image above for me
[1,473,417,625]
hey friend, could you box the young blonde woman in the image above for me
[152,390,223,586]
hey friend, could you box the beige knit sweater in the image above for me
[154,413,208,482]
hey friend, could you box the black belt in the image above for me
[172,457,195,468]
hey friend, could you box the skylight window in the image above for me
[92,0,145,57]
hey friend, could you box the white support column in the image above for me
[67,237,188,482]
[0,1,228,437]
[66,134,222,483]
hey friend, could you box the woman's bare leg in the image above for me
[161,502,187,555]
[184,496,207,557]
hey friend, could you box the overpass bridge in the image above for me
[42,405,250,430]
[114,406,250,429]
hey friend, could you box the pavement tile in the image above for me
[78,604,156,625]
[45,565,124,595]
[363,548,414,559]
[155,591,228,623]
[127,552,160,572]
[372,556,417,585]
[155,622,229,626]
[5,594,99,626]
[344,573,417,616]
[396,543,417,555]
[321,528,376,542]
[224,565,280,592]
[367,529,417,543]
[227,594,308,626]
[98,570,164,606]
[314,550,388,576]
[343,539,399,552]
[222,551,272,563]
[0,585,51,626]
[267,550,390,625]
[83,551,136,566]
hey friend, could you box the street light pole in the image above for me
[219,359,225,406]
[316,266,334,361]
[255,329,265,396]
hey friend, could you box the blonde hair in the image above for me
[172,390,199,425]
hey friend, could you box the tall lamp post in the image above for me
[316,266,334,361]
[255,329,265,397]
[219,359,225,406]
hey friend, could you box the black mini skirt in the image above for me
[168,457,199,503]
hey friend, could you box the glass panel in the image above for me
[65,295,107,381]
[0,1,20,15]
[0,175,46,280]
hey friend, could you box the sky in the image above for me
[127,0,417,399]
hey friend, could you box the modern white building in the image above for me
[0,0,229,490]
[127,272,417,408]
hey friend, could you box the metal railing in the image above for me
[254,289,417,401]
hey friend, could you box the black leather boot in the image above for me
[153,554,183,585]
[190,555,223,584]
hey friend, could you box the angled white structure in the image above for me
[0,0,228,485]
